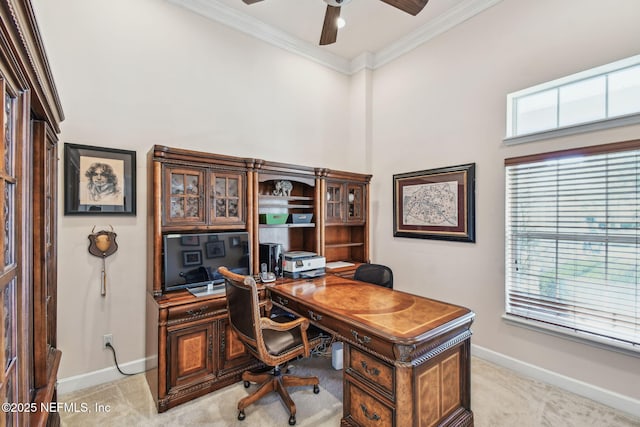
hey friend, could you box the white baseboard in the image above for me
[471,344,640,419]
[57,357,148,396]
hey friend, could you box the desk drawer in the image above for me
[271,293,303,316]
[345,380,394,427]
[167,299,225,325]
[272,295,394,359]
[348,347,394,398]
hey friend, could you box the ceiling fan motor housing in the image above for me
[324,0,352,6]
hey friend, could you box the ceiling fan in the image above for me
[241,0,430,46]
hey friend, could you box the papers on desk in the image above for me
[325,261,355,270]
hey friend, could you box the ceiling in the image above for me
[168,0,501,74]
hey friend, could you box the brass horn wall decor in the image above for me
[88,225,118,296]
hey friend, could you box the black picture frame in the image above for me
[180,235,200,246]
[64,143,136,215]
[205,241,226,259]
[182,250,202,267]
[393,163,475,242]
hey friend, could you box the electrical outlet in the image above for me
[103,334,113,349]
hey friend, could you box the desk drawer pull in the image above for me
[308,310,323,321]
[351,330,371,345]
[275,296,289,306]
[360,361,380,376]
[359,404,381,421]
[186,306,208,316]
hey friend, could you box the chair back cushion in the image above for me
[354,263,393,289]
[223,269,258,342]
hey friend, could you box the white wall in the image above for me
[33,0,361,379]
[371,0,640,402]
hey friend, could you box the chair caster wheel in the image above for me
[288,415,296,425]
[243,381,250,388]
[238,410,246,421]
[313,384,320,394]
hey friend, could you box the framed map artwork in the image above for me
[393,163,475,242]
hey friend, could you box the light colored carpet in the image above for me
[58,356,640,427]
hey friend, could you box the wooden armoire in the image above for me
[0,1,64,426]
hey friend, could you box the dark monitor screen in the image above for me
[163,231,250,292]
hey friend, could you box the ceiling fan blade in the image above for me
[242,0,264,4]
[319,5,340,46]
[379,0,429,16]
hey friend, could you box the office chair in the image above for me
[353,263,394,289]
[218,267,321,426]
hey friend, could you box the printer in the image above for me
[282,251,326,279]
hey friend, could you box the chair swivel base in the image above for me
[237,368,320,425]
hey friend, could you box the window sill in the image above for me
[503,113,640,145]
[502,313,640,358]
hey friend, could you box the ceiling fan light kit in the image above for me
[241,0,429,46]
[324,0,351,6]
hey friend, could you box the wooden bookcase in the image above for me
[0,2,64,425]
[146,145,371,410]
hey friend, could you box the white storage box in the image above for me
[331,342,343,370]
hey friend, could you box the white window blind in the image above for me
[505,140,640,351]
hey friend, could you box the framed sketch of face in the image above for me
[64,143,136,215]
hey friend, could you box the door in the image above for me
[325,181,344,224]
[0,78,21,427]
[168,322,215,390]
[32,121,62,415]
[346,183,365,223]
[163,166,206,226]
[218,318,254,373]
[209,171,245,226]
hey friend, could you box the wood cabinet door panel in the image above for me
[218,318,254,373]
[163,166,206,226]
[168,322,214,389]
[326,181,344,224]
[416,349,463,426]
[346,184,365,224]
[209,171,245,225]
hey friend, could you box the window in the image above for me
[505,140,640,353]
[506,55,640,143]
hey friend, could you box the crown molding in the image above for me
[168,0,502,75]
[372,0,503,69]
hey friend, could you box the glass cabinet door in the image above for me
[326,182,344,223]
[0,86,17,427]
[164,166,206,225]
[209,171,245,225]
[346,184,365,223]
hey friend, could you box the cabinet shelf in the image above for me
[259,204,314,209]
[325,242,364,248]
[259,195,314,202]
[259,223,316,229]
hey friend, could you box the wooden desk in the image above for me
[268,275,475,427]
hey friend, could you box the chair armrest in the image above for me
[259,316,309,333]
[260,316,312,357]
